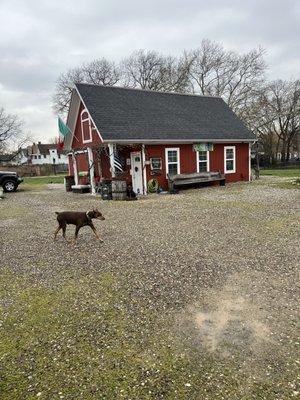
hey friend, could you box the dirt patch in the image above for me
[178,273,272,359]
[194,292,270,354]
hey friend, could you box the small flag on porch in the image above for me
[114,154,125,172]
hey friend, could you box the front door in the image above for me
[131,151,143,195]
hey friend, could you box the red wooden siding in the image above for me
[144,143,250,190]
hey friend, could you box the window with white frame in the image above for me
[81,109,92,143]
[165,148,180,176]
[224,146,236,173]
[197,151,209,172]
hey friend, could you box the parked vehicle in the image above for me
[0,171,23,192]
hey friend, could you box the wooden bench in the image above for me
[168,171,225,191]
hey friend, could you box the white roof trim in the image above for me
[64,89,80,151]
[103,138,256,144]
[74,86,104,143]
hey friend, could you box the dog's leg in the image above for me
[73,226,81,243]
[62,225,67,241]
[54,225,61,241]
[89,223,103,242]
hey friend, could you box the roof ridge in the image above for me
[75,82,222,100]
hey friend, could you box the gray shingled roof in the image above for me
[36,144,58,155]
[75,83,255,142]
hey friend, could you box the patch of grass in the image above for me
[274,178,300,190]
[19,175,65,191]
[260,168,300,177]
[23,175,65,186]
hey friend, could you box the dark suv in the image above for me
[0,171,23,192]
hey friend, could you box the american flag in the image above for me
[114,153,125,172]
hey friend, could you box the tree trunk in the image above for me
[275,137,281,162]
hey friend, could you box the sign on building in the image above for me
[193,143,214,152]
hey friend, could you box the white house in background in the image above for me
[0,147,30,166]
[14,147,31,165]
[30,142,68,165]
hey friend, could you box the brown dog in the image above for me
[54,209,105,242]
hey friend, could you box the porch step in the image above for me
[71,184,91,194]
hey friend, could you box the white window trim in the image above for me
[224,146,236,174]
[196,150,210,172]
[165,147,180,177]
[81,109,92,144]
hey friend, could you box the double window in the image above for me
[165,148,180,176]
[81,109,92,143]
[196,151,209,172]
[224,146,236,173]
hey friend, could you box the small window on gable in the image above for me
[81,109,92,143]
[81,111,88,120]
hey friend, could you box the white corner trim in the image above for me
[87,147,95,194]
[224,145,236,174]
[108,143,115,178]
[72,153,79,185]
[196,150,210,172]
[165,147,180,177]
[142,144,147,195]
[248,142,252,181]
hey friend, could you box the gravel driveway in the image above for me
[0,177,299,399]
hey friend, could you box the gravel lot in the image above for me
[0,177,299,399]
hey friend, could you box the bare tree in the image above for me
[0,107,24,153]
[186,39,266,125]
[257,79,300,162]
[121,50,192,92]
[52,58,120,114]
[52,42,270,134]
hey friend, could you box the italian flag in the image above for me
[58,117,71,138]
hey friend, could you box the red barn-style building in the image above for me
[64,84,255,194]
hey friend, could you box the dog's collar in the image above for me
[86,211,91,220]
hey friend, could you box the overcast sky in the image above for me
[0,0,299,144]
